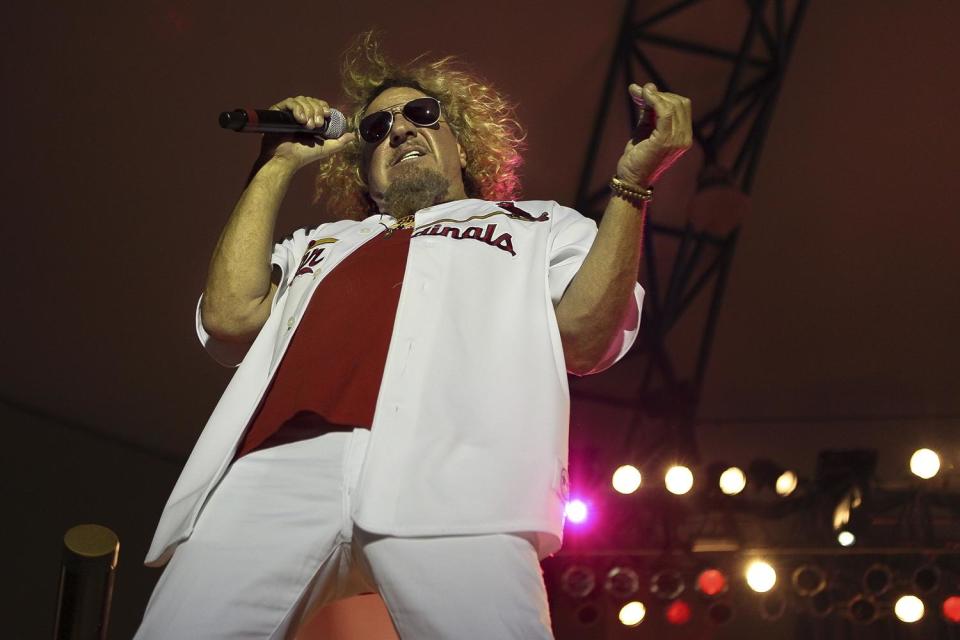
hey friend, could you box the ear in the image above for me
[457,141,467,169]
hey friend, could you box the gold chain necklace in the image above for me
[383,214,416,238]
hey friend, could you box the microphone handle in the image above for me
[219,108,329,136]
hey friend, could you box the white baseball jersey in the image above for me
[145,198,644,567]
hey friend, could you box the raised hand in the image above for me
[616,83,692,187]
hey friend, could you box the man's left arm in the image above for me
[556,83,692,375]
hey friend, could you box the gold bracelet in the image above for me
[610,176,653,207]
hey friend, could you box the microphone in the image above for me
[219,108,348,139]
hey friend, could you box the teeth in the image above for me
[399,150,423,163]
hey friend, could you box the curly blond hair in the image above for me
[313,31,525,219]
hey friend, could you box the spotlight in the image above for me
[746,560,777,593]
[775,470,798,497]
[650,570,685,600]
[760,591,787,621]
[604,567,639,600]
[565,499,588,524]
[837,530,856,547]
[719,466,747,495]
[942,595,960,623]
[910,448,941,479]
[913,564,940,594]
[895,595,925,623]
[863,564,893,597]
[612,465,642,494]
[618,601,646,627]
[696,568,728,597]
[665,600,692,625]
[665,465,694,495]
[575,603,600,626]
[832,486,862,531]
[792,565,827,597]
[810,591,833,618]
[707,601,734,624]
[848,595,878,624]
[561,565,596,598]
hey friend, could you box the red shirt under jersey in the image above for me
[233,226,411,460]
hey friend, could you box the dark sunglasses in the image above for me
[358,97,442,144]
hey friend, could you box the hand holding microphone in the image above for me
[220,96,355,171]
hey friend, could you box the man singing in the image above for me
[135,32,691,639]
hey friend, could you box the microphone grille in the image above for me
[324,109,348,139]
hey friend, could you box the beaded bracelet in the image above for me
[610,176,654,207]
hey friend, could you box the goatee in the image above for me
[382,165,451,218]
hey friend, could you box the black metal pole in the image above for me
[53,524,119,640]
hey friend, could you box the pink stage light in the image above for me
[565,499,589,524]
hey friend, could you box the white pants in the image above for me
[134,428,554,639]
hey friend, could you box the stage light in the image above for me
[604,567,639,599]
[575,603,599,626]
[665,600,692,625]
[560,565,596,598]
[863,564,893,597]
[707,601,733,624]
[913,564,940,594]
[697,568,728,596]
[650,570,685,600]
[792,565,827,597]
[719,467,746,495]
[760,591,787,621]
[810,591,833,618]
[837,530,856,546]
[665,465,694,495]
[618,601,646,626]
[910,448,940,479]
[775,470,798,496]
[849,595,877,624]
[612,465,642,494]
[895,595,924,623]
[746,560,777,593]
[565,499,588,524]
[942,595,960,623]
[832,486,862,530]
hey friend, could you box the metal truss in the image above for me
[572,0,811,464]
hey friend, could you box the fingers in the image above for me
[635,83,693,148]
[269,96,332,130]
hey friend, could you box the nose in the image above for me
[389,110,418,146]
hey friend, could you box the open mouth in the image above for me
[393,149,428,166]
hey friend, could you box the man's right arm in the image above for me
[199,156,297,344]
[199,95,357,345]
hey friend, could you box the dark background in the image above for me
[2,1,958,638]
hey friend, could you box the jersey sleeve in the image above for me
[195,226,317,368]
[547,203,645,376]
